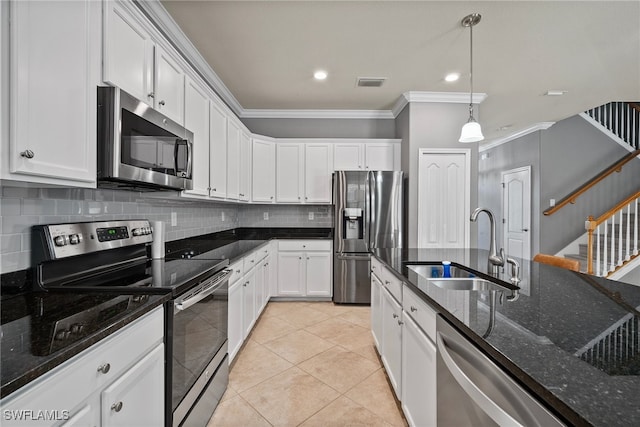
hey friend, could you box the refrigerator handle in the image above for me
[365,171,373,250]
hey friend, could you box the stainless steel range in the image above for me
[31,220,231,427]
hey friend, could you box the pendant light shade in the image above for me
[459,13,484,143]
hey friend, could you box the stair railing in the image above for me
[586,191,640,276]
[544,149,640,216]
[585,102,640,150]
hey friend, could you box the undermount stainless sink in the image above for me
[428,278,507,292]
[408,264,476,279]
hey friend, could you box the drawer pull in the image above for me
[97,363,111,374]
[410,306,418,312]
[385,280,390,285]
[111,402,123,412]
[392,313,399,319]
[398,320,404,326]
[20,149,35,159]
[236,269,241,273]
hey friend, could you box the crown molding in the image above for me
[134,0,244,116]
[479,122,556,152]
[240,109,395,120]
[392,91,488,117]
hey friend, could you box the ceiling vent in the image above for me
[356,77,386,88]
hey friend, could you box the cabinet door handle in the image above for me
[299,257,302,260]
[385,280,390,285]
[307,257,310,260]
[270,196,274,200]
[148,92,155,99]
[20,149,35,159]
[397,319,404,326]
[159,100,166,106]
[212,188,217,192]
[97,363,111,374]
[111,402,123,412]
[410,306,417,312]
[236,269,241,273]
[392,313,399,319]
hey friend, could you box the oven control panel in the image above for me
[38,220,154,259]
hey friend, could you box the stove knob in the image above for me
[145,227,152,235]
[55,330,70,340]
[53,235,68,247]
[132,228,142,236]
[69,234,80,245]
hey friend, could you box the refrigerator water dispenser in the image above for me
[343,208,363,239]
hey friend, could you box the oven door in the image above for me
[170,269,231,426]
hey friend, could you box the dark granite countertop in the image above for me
[0,291,170,398]
[372,248,640,427]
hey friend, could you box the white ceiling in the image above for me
[159,0,640,141]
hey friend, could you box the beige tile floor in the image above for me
[208,301,408,427]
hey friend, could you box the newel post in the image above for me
[585,216,596,274]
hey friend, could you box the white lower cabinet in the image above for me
[0,307,164,427]
[401,312,437,427]
[276,240,332,298]
[228,275,244,362]
[370,272,383,350]
[241,267,256,339]
[381,286,402,399]
[100,344,164,427]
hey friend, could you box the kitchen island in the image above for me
[373,247,640,426]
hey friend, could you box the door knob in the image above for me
[111,402,123,412]
[20,150,35,158]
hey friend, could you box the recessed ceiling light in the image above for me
[314,70,328,80]
[445,72,460,82]
[544,90,568,96]
[498,125,513,131]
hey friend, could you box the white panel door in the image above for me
[242,269,256,339]
[304,144,333,203]
[226,119,241,200]
[418,150,470,248]
[365,143,394,171]
[305,252,332,296]
[502,166,532,260]
[183,77,209,197]
[153,46,184,125]
[10,0,100,185]
[209,99,228,198]
[103,0,153,104]
[228,280,244,362]
[252,138,276,202]
[276,143,304,203]
[334,143,363,171]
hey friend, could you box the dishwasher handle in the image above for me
[436,331,524,427]
[175,269,232,312]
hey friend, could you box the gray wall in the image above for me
[0,186,331,274]
[539,115,640,254]
[478,131,541,255]
[399,102,479,247]
[241,117,395,139]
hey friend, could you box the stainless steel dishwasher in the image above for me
[436,315,565,426]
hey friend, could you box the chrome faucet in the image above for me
[470,208,505,275]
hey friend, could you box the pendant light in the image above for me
[459,13,484,143]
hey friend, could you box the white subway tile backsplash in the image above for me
[1,234,21,254]
[1,198,21,216]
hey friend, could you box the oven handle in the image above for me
[175,269,232,312]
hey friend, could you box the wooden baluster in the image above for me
[587,216,595,275]
[596,223,601,276]
[603,219,608,275]
[626,203,631,261]
[635,198,639,256]
[610,215,616,272]
[619,210,624,266]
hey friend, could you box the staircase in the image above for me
[552,102,640,278]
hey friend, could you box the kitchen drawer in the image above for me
[371,257,383,280]
[403,285,437,341]
[381,266,402,303]
[278,240,331,252]
[255,244,270,261]
[228,259,244,285]
[1,307,163,420]
[244,252,258,271]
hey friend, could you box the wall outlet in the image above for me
[550,198,556,207]
[171,212,177,226]
[221,211,225,222]
[263,212,269,220]
[308,212,314,220]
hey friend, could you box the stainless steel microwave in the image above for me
[97,87,193,191]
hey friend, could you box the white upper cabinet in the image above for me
[304,143,333,203]
[333,141,399,172]
[239,131,251,201]
[226,119,241,200]
[334,143,364,171]
[183,77,210,197]
[209,99,228,199]
[365,143,395,170]
[5,0,100,187]
[153,46,185,125]
[103,0,154,105]
[276,143,304,203]
[252,137,276,203]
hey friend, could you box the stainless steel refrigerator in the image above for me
[333,170,404,304]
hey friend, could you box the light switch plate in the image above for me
[550,199,556,207]
[308,212,314,220]
[263,212,269,220]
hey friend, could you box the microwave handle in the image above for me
[173,139,192,178]
[185,139,193,179]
